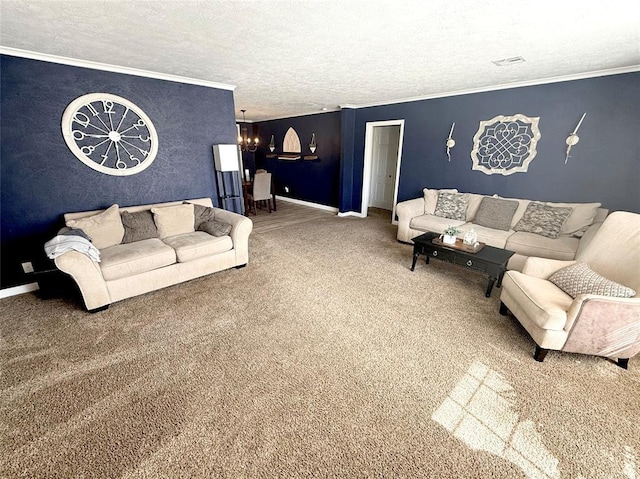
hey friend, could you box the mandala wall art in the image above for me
[470,114,541,176]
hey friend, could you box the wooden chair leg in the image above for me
[534,345,549,362]
[499,301,509,316]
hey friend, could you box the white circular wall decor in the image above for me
[61,93,158,176]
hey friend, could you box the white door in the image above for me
[369,125,400,210]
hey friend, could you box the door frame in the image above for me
[361,119,405,223]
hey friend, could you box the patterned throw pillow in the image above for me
[121,210,158,244]
[549,262,636,299]
[513,202,572,239]
[434,192,469,221]
[198,219,232,237]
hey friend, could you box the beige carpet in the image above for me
[1,210,639,478]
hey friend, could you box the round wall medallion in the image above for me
[61,93,159,176]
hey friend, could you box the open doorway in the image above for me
[361,119,405,223]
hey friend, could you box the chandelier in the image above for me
[238,109,259,153]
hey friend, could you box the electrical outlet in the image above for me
[22,262,34,274]
[284,186,290,193]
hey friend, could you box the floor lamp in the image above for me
[213,144,243,214]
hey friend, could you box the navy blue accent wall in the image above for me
[251,112,341,207]
[339,108,357,213]
[1,55,237,288]
[341,73,640,214]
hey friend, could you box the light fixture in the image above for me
[268,134,275,152]
[565,113,586,164]
[238,109,259,153]
[309,133,317,153]
[445,123,456,161]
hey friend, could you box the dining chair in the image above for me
[248,172,272,215]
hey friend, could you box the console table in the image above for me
[410,231,514,297]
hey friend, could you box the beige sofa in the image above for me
[396,188,608,271]
[54,198,252,312]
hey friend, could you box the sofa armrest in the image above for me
[396,197,425,242]
[213,208,253,265]
[563,296,640,359]
[521,257,576,279]
[575,221,604,257]
[54,251,110,311]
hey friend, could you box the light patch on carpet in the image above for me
[432,360,560,479]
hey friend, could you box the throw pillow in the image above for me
[513,202,572,239]
[151,203,195,239]
[186,202,216,229]
[423,188,458,215]
[473,197,519,231]
[198,219,232,237]
[121,210,158,244]
[66,204,124,249]
[544,201,602,235]
[549,262,636,299]
[434,192,468,221]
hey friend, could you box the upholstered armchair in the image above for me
[499,211,640,368]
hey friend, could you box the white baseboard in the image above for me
[337,211,366,218]
[0,282,39,299]
[275,196,339,213]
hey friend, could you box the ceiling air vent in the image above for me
[492,56,526,67]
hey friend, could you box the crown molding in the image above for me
[342,65,640,110]
[254,108,341,123]
[0,46,236,91]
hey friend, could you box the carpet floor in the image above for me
[1,210,639,478]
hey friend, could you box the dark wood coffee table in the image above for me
[410,231,514,297]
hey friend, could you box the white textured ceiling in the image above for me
[1,1,639,121]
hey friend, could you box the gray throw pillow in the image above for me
[434,192,469,221]
[473,197,519,231]
[121,210,158,244]
[187,202,216,229]
[549,262,636,299]
[198,219,232,237]
[513,202,572,239]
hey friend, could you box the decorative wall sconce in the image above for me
[445,123,456,161]
[565,113,586,164]
[237,109,259,153]
[309,133,317,153]
[268,135,275,153]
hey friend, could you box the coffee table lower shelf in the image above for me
[410,232,514,298]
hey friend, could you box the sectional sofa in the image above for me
[396,188,607,271]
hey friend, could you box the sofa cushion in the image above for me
[544,201,602,235]
[121,210,158,244]
[198,219,232,237]
[100,238,176,281]
[163,232,233,263]
[187,202,217,229]
[460,224,514,249]
[423,188,458,215]
[514,202,572,239]
[503,272,573,331]
[152,203,195,239]
[464,194,485,222]
[66,204,124,249]
[473,197,519,231]
[549,262,636,299]
[506,232,579,261]
[410,214,466,234]
[434,192,468,221]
